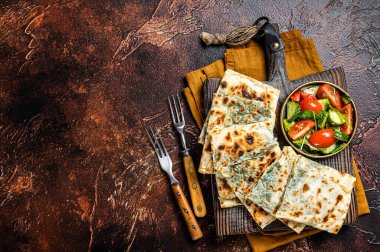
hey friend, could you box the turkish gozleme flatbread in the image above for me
[220,144,305,233]
[217,70,280,119]
[216,142,281,209]
[221,144,282,228]
[198,94,275,174]
[198,69,280,174]
[225,143,281,197]
[274,156,356,234]
[251,146,300,214]
[210,123,280,228]
[250,146,306,233]
[199,71,281,209]
[231,190,276,229]
[216,172,242,207]
[210,122,275,174]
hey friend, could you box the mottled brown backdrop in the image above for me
[0,0,379,251]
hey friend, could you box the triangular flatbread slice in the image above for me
[221,144,282,228]
[210,123,279,228]
[216,142,281,209]
[251,146,306,233]
[216,172,243,207]
[275,156,356,234]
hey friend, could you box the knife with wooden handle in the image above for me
[169,94,207,218]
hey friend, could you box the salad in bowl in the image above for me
[280,81,357,158]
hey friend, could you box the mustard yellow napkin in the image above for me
[184,29,370,251]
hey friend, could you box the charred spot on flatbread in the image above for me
[242,90,252,99]
[225,133,231,141]
[234,143,239,151]
[222,97,229,104]
[246,135,254,144]
[220,81,227,88]
[302,183,310,192]
[336,194,343,204]
[205,144,212,152]
[291,211,303,218]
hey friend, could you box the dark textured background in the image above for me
[0,0,379,251]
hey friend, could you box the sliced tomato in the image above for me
[300,91,316,100]
[340,103,354,135]
[288,119,315,140]
[309,129,336,147]
[316,84,343,110]
[290,90,301,102]
[300,99,322,113]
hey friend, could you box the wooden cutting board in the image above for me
[202,29,357,235]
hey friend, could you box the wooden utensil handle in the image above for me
[171,183,203,240]
[183,155,207,217]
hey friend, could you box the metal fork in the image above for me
[146,126,203,240]
[168,94,188,154]
[168,95,206,218]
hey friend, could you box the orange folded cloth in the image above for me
[184,29,369,251]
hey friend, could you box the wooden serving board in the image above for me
[203,34,357,235]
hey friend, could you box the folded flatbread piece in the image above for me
[251,146,299,214]
[198,94,273,178]
[275,156,356,234]
[215,172,243,208]
[251,146,306,233]
[198,70,280,210]
[199,69,280,174]
[252,147,356,233]
[210,122,276,174]
[210,123,280,228]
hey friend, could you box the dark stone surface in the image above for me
[0,0,379,251]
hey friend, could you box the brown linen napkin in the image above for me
[184,29,369,251]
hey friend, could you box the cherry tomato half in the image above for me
[288,119,315,140]
[340,103,354,135]
[300,99,322,113]
[308,129,336,147]
[300,91,316,100]
[316,84,343,110]
[290,90,301,102]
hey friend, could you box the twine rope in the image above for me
[199,26,259,47]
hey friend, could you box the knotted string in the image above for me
[199,26,259,47]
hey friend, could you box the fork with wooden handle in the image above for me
[168,94,207,218]
[146,127,203,240]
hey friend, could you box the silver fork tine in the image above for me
[177,94,184,123]
[168,96,176,123]
[146,127,160,157]
[150,126,163,157]
[172,95,180,123]
[157,132,169,156]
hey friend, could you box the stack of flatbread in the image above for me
[199,69,356,234]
